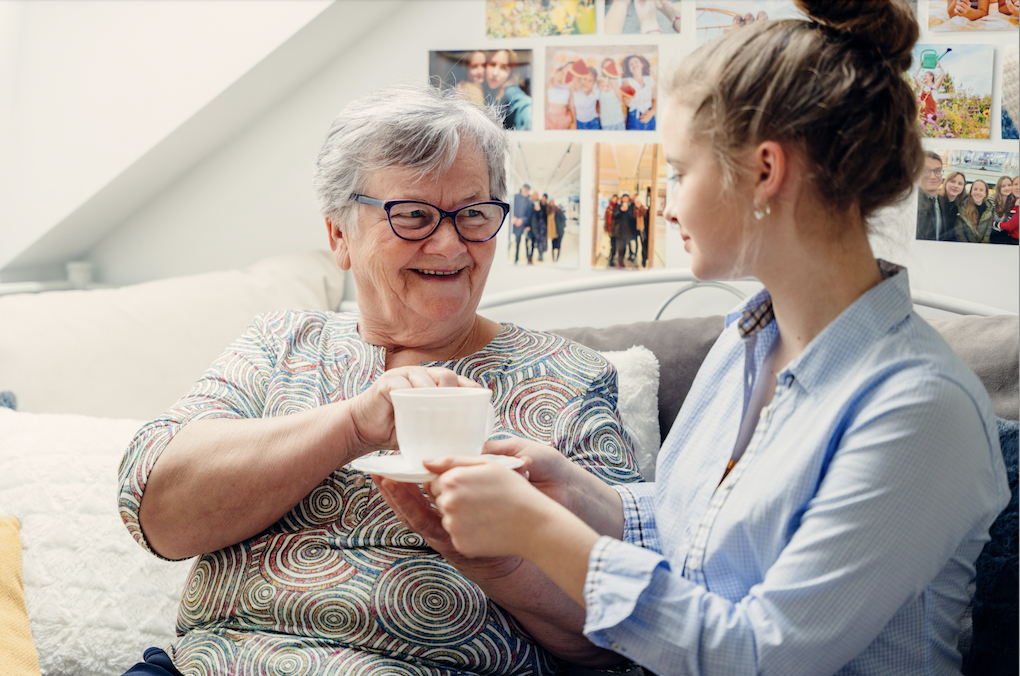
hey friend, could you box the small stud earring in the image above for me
[753,201,770,221]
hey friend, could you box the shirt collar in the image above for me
[725,260,912,394]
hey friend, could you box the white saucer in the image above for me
[350,454,524,483]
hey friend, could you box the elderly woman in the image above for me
[118,84,640,675]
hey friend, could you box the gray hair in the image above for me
[313,84,510,232]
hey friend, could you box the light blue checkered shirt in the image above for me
[583,262,1009,675]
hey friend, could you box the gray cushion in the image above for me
[553,316,724,444]
[929,315,1019,422]
[553,314,1019,444]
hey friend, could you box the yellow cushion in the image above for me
[0,516,41,676]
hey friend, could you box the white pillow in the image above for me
[0,250,344,421]
[600,346,661,481]
[0,408,191,675]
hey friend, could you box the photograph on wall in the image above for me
[507,142,582,268]
[928,0,1018,32]
[429,49,532,131]
[695,0,804,44]
[604,0,681,34]
[1002,44,1019,139]
[905,44,993,139]
[592,143,669,270]
[545,46,658,131]
[486,0,595,37]
[916,148,1018,244]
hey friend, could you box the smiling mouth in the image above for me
[415,269,461,277]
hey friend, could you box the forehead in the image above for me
[364,146,489,201]
[925,158,942,167]
[490,51,509,65]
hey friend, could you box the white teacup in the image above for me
[391,387,496,471]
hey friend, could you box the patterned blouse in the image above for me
[118,311,641,676]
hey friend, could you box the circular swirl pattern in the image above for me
[372,557,488,646]
[180,547,249,626]
[291,483,344,527]
[272,586,375,643]
[503,377,574,441]
[261,534,355,590]
[319,650,425,676]
[239,635,321,675]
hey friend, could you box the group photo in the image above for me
[545,45,658,131]
[506,142,582,268]
[592,142,667,270]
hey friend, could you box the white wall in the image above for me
[6,0,1018,327]
[0,0,333,274]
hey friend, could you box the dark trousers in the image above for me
[123,647,185,676]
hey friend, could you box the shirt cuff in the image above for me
[583,536,670,645]
[614,482,659,552]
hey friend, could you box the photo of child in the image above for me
[593,143,668,270]
[430,49,533,131]
[928,0,1018,32]
[506,142,581,268]
[486,0,596,37]
[904,44,993,139]
[546,46,657,131]
[695,0,804,45]
[604,0,681,34]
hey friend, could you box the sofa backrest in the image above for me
[554,314,1019,444]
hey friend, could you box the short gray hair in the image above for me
[313,84,510,232]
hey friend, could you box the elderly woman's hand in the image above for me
[346,366,479,457]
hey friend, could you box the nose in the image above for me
[662,188,680,225]
[423,214,468,254]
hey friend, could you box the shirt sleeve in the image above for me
[583,373,1007,676]
[117,312,282,557]
[615,482,659,552]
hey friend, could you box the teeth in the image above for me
[418,269,458,276]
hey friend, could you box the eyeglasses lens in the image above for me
[388,202,505,241]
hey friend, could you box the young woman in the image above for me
[484,49,532,131]
[992,175,1019,244]
[381,2,1009,674]
[622,54,655,130]
[992,175,1014,225]
[955,179,995,243]
[597,58,627,130]
[938,170,967,229]
[455,50,487,106]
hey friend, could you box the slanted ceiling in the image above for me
[0,0,404,280]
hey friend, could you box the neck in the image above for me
[360,314,501,369]
[753,206,883,372]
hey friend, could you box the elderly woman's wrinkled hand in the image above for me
[346,366,478,456]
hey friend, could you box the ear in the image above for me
[751,141,787,205]
[326,217,352,271]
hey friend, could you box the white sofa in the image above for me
[0,250,1015,675]
[0,250,663,675]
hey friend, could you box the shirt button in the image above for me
[611,641,622,651]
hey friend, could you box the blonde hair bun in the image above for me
[795,0,918,72]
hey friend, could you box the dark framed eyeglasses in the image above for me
[351,194,509,242]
